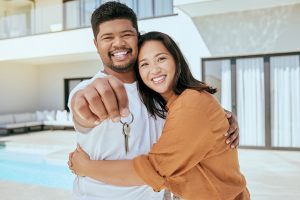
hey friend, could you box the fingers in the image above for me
[71,76,129,125]
[93,78,120,122]
[84,86,108,122]
[71,91,100,127]
[107,76,129,117]
[225,131,239,149]
[76,144,83,152]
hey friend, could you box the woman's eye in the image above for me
[140,63,148,68]
[158,57,166,62]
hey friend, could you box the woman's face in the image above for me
[138,40,176,101]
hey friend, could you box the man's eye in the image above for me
[102,37,112,40]
[123,34,132,38]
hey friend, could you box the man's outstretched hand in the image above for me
[71,75,130,128]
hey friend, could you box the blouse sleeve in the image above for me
[133,91,228,192]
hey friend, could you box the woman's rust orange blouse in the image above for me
[133,89,249,200]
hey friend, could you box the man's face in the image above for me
[94,19,138,73]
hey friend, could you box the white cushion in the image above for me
[14,113,32,123]
[26,121,43,127]
[36,111,45,121]
[45,110,55,121]
[0,115,14,125]
[56,110,68,122]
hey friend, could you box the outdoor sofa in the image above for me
[0,110,74,135]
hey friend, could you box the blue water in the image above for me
[0,148,75,190]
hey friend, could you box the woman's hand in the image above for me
[224,111,240,149]
[68,144,91,176]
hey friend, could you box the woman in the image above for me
[69,31,250,200]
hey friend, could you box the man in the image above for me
[68,2,239,200]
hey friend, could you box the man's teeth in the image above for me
[152,75,166,83]
[113,51,127,56]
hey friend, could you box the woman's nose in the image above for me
[150,66,161,75]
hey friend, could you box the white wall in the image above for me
[193,4,300,56]
[0,27,95,61]
[37,61,100,110]
[139,8,210,79]
[0,63,39,114]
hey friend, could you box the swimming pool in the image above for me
[0,148,75,190]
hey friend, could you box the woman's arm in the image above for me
[69,145,145,186]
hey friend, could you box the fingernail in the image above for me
[121,108,130,117]
[112,116,120,122]
[94,120,101,125]
[226,140,230,144]
[224,133,228,137]
[231,145,235,149]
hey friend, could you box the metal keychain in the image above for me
[120,113,134,154]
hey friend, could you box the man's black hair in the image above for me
[91,1,139,38]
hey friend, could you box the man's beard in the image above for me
[107,59,136,73]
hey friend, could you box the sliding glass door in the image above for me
[270,55,300,148]
[202,52,300,149]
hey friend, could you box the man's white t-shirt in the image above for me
[69,71,165,200]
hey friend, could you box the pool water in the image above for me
[0,148,75,190]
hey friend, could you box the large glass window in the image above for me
[203,60,232,111]
[202,52,300,150]
[154,0,173,16]
[64,0,81,29]
[270,55,300,148]
[236,58,265,146]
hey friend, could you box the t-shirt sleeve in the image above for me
[133,91,228,192]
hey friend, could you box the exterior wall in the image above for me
[0,28,95,61]
[139,8,210,79]
[193,4,300,56]
[37,61,100,110]
[0,63,39,114]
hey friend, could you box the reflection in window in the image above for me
[204,60,232,111]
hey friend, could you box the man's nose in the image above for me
[112,37,125,47]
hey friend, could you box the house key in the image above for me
[120,113,134,154]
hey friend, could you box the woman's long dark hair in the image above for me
[135,31,216,119]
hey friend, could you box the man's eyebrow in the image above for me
[121,30,137,35]
[100,33,113,38]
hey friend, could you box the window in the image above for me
[202,52,300,150]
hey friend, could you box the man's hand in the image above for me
[224,111,239,148]
[71,75,130,128]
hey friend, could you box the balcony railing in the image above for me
[0,0,173,40]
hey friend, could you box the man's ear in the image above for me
[93,38,97,48]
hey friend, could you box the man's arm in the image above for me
[70,75,130,129]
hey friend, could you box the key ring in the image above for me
[120,113,134,125]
